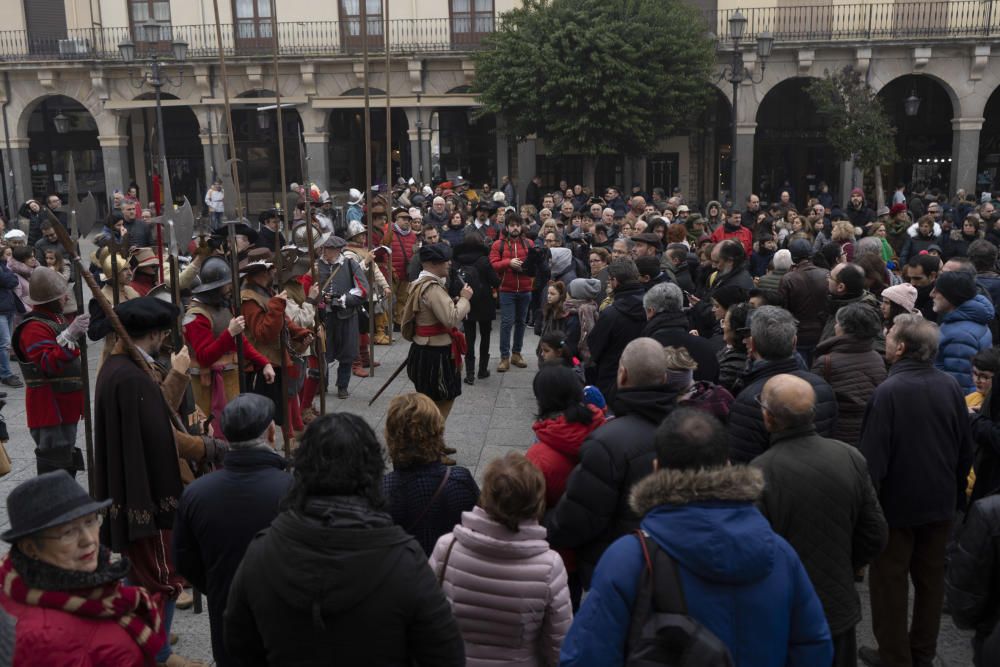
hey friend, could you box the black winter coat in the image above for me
[717,346,748,395]
[970,390,1000,503]
[224,495,464,666]
[544,384,679,586]
[811,334,887,447]
[778,261,829,347]
[753,427,888,635]
[728,357,838,463]
[946,494,1000,666]
[452,241,500,322]
[172,447,292,667]
[859,359,974,528]
[382,461,480,556]
[641,310,720,383]
[587,283,648,401]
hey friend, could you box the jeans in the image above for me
[155,598,176,662]
[499,291,530,358]
[0,313,13,378]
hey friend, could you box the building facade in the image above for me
[0,0,999,218]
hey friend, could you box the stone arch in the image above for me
[876,74,954,192]
[15,91,102,138]
[871,72,958,121]
[342,87,387,96]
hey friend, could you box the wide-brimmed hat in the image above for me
[25,267,70,305]
[129,247,160,270]
[2,471,111,542]
[239,247,274,276]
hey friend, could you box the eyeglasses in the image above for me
[753,393,771,413]
[37,513,103,547]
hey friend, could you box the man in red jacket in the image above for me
[390,208,418,331]
[12,268,89,476]
[490,216,533,373]
[710,210,753,256]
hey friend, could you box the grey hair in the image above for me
[643,282,684,314]
[749,306,798,360]
[891,314,940,362]
[772,249,793,272]
[835,302,881,340]
[614,237,635,252]
[855,236,884,258]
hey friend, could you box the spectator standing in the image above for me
[641,282,719,382]
[0,258,22,388]
[585,259,648,400]
[858,315,974,667]
[932,269,994,393]
[490,216,533,373]
[453,228,500,384]
[779,239,830,364]
[753,374,888,667]
[204,180,225,228]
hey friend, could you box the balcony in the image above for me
[0,18,499,62]
[707,1,1000,44]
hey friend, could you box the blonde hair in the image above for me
[663,345,698,371]
[384,393,445,468]
[831,220,855,242]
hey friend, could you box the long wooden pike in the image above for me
[297,121,326,416]
[384,0,393,346]
[69,210,95,490]
[361,0,376,377]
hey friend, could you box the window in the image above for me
[451,0,494,45]
[339,0,383,50]
[130,0,172,45]
[233,0,272,49]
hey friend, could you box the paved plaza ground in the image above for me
[0,305,975,664]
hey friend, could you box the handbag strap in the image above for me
[437,535,457,587]
[408,466,452,531]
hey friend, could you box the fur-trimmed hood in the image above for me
[630,465,764,516]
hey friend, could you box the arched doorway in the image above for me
[27,95,103,203]
[231,90,303,215]
[329,98,410,190]
[754,78,836,210]
[433,108,494,187]
[977,85,1000,196]
[129,93,204,211]
[696,87,732,206]
[877,75,954,194]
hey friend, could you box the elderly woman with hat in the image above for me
[317,233,370,399]
[0,471,166,665]
[12,267,89,476]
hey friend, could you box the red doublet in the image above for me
[17,308,82,429]
[183,314,269,370]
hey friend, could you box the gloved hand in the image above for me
[202,436,229,467]
[56,314,91,348]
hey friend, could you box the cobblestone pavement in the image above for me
[0,299,974,664]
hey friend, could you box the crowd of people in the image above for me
[0,174,997,667]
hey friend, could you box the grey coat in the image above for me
[317,257,369,364]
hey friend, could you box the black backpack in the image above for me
[626,530,735,667]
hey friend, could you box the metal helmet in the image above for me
[192,256,232,295]
[346,219,366,240]
[291,222,323,253]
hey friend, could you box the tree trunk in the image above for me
[874,164,885,210]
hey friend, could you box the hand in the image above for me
[687,293,700,305]
[275,290,288,302]
[227,316,246,337]
[688,329,700,336]
[308,284,320,300]
[262,364,276,384]
[460,284,474,300]
[65,313,90,341]
[170,345,191,374]
[510,258,523,270]
[383,286,392,298]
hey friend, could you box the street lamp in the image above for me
[904,90,921,117]
[717,9,772,204]
[415,117,424,183]
[52,111,70,135]
[118,38,187,213]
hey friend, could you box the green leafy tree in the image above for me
[473,0,715,157]
[807,66,898,207]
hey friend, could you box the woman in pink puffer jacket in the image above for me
[429,451,572,667]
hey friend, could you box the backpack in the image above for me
[626,530,734,667]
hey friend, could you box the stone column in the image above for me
[732,122,756,207]
[4,138,30,214]
[840,159,856,201]
[99,135,131,206]
[516,136,537,205]
[951,117,984,196]
[495,116,510,189]
[303,131,330,190]
[406,128,421,183]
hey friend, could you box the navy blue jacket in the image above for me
[0,262,20,314]
[172,447,292,667]
[859,359,974,527]
[935,294,994,394]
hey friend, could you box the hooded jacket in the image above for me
[527,407,607,508]
[710,221,753,256]
[936,294,995,393]
[641,310,720,383]
[728,357,838,463]
[430,507,573,667]
[223,496,464,666]
[899,221,942,265]
[453,240,500,321]
[544,385,678,586]
[811,334,887,447]
[559,466,833,667]
[586,283,648,400]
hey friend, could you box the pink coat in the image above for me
[429,506,572,667]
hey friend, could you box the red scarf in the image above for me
[0,552,164,660]
[415,324,467,369]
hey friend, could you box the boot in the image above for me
[464,357,475,385]
[35,446,76,477]
[497,357,510,373]
[511,352,527,368]
[352,358,370,378]
[373,313,391,345]
[359,334,380,369]
[478,355,491,380]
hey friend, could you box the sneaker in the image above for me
[510,353,527,368]
[497,357,510,373]
[175,590,194,610]
[1,375,23,388]
[337,388,349,399]
[443,446,457,455]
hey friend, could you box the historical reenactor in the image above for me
[183,256,273,433]
[390,207,418,331]
[345,219,392,348]
[279,251,323,422]
[239,248,314,439]
[317,234,369,399]
[401,242,473,422]
[257,208,287,251]
[93,296,201,667]
[12,267,88,476]
[87,251,139,368]
[128,247,161,296]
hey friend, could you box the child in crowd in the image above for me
[968,348,1000,411]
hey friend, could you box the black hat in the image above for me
[2,471,111,542]
[632,233,663,251]
[789,239,813,263]
[258,208,283,226]
[115,296,180,337]
[419,242,452,263]
[934,270,977,306]
[220,393,275,443]
[231,222,259,244]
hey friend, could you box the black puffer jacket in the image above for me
[452,240,500,322]
[587,283,648,401]
[946,494,1000,666]
[641,310,720,383]
[729,357,838,463]
[717,346,748,395]
[971,390,1000,503]
[544,384,678,587]
[224,495,464,666]
[753,426,888,635]
[811,335,887,447]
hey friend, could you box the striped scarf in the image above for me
[0,550,164,660]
